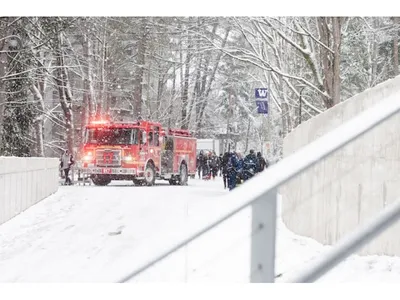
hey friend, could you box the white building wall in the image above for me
[281,76,400,256]
[0,157,59,225]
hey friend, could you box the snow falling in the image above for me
[1,16,400,283]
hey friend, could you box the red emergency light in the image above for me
[91,120,110,125]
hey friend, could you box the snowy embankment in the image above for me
[0,178,399,282]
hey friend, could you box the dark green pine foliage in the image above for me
[0,21,35,157]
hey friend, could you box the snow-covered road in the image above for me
[1,178,400,282]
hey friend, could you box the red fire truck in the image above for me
[79,119,197,186]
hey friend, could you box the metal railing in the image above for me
[117,91,400,283]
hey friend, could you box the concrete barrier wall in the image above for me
[281,76,400,256]
[0,157,59,225]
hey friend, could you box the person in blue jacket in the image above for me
[243,149,258,182]
[226,151,239,191]
[235,152,244,186]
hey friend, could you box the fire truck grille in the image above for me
[95,149,122,167]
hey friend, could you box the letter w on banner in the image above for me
[255,88,269,99]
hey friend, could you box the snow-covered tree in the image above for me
[0,16,398,160]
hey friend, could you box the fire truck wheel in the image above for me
[91,176,111,186]
[132,179,142,186]
[179,163,188,186]
[144,164,156,186]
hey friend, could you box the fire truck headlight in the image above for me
[124,155,133,162]
[83,153,93,161]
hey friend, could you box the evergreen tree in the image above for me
[0,20,35,156]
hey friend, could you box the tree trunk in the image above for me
[145,57,152,119]
[82,21,94,130]
[370,18,379,87]
[196,27,231,132]
[167,65,176,129]
[32,44,47,157]
[244,119,251,153]
[55,31,74,153]
[178,21,185,128]
[281,103,289,137]
[317,17,333,108]
[30,84,45,157]
[317,17,342,108]
[155,63,166,121]
[181,23,193,130]
[100,18,108,115]
[133,18,147,119]
[193,22,218,130]
[331,17,342,106]
[188,20,204,128]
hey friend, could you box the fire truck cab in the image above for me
[79,119,197,186]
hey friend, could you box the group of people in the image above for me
[196,150,222,180]
[196,149,269,191]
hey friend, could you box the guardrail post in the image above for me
[250,187,277,283]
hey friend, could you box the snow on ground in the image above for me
[0,178,400,282]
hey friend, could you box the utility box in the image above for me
[196,139,222,155]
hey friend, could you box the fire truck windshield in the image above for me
[84,128,139,145]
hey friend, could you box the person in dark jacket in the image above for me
[197,150,209,179]
[202,151,212,180]
[209,151,219,180]
[221,152,229,189]
[245,149,257,162]
[197,151,204,179]
[60,149,75,185]
[256,151,268,172]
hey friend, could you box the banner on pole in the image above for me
[256,100,268,114]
